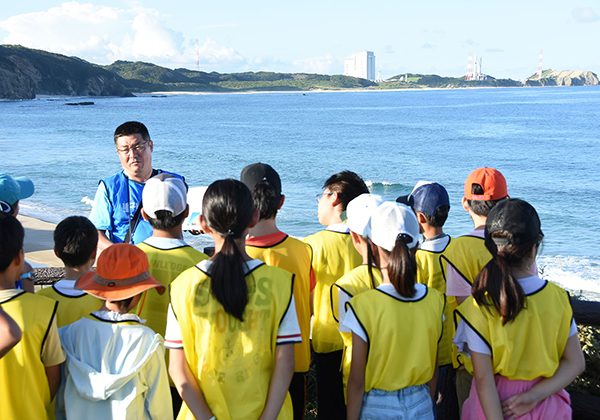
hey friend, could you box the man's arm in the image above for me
[89,181,114,251]
[96,230,113,251]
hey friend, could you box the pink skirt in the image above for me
[462,375,571,420]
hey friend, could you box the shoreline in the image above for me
[17,214,61,267]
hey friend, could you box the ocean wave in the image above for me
[538,255,600,298]
[81,196,94,207]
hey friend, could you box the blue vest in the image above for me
[101,170,183,245]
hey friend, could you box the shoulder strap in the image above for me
[123,202,143,244]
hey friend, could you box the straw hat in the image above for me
[75,243,165,300]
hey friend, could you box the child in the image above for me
[344,202,445,420]
[37,216,103,328]
[0,212,65,419]
[56,243,172,419]
[166,179,300,420]
[303,170,369,420]
[441,167,510,410]
[0,173,36,292]
[453,199,585,419]
[331,193,384,400]
[136,172,209,416]
[242,163,314,420]
[400,181,457,415]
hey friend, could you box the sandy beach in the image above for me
[17,214,61,267]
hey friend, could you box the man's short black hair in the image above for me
[323,171,369,211]
[251,181,281,220]
[422,205,450,228]
[0,213,24,273]
[54,216,98,268]
[467,184,505,217]
[114,121,150,143]
[146,210,187,231]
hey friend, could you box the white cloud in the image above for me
[291,54,341,74]
[0,2,243,71]
[572,7,600,23]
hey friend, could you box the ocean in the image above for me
[1,86,599,297]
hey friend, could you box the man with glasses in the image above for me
[89,121,184,250]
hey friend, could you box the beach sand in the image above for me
[18,215,61,267]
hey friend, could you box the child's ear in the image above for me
[248,208,260,228]
[183,204,190,218]
[199,215,211,233]
[277,195,285,210]
[141,209,149,221]
[461,197,470,212]
[53,247,60,259]
[416,212,427,224]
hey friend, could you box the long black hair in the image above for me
[386,235,418,298]
[472,199,543,325]
[202,179,255,321]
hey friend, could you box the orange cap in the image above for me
[75,243,165,301]
[464,167,508,201]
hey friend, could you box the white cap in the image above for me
[142,173,187,218]
[370,202,420,251]
[343,193,384,238]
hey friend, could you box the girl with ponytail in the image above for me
[166,179,300,420]
[344,202,445,420]
[453,199,585,420]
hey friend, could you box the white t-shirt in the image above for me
[453,275,577,356]
[165,259,301,349]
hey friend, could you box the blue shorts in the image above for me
[360,384,434,420]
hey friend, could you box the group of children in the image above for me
[0,165,585,420]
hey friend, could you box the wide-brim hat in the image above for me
[76,243,165,300]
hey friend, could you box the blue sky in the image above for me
[1,1,598,79]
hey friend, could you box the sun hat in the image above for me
[370,202,420,251]
[75,243,165,300]
[240,163,282,195]
[142,173,187,218]
[486,198,543,247]
[464,167,508,201]
[342,193,384,238]
[396,181,450,216]
[0,173,34,210]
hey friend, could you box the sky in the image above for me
[1,1,599,80]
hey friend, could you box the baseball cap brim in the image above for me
[75,271,165,301]
[14,177,34,201]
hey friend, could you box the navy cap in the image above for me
[409,182,450,216]
[240,163,282,195]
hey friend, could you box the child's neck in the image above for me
[64,261,94,281]
[470,212,487,231]
[150,226,183,240]
[100,301,131,315]
[421,224,444,240]
[248,218,280,237]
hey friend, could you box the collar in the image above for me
[326,222,350,233]
[246,231,287,247]
[197,258,263,274]
[143,236,188,249]
[91,310,145,324]
[53,280,87,297]
[422,233,449,243]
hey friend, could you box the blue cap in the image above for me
[410,182,450,216]
[0,174,35,208]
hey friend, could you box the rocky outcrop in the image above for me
[0,45,134,99]
[525,70,599,87]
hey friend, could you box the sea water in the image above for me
[1,86,599,297]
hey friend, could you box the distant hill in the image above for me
[0,45,133,99]
[103,61,377,92]
[1,45,598,99]
[524,70,599,86]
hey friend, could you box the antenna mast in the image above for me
[195,39,199,71]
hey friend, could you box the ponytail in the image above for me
[367,239,377,288]
[387,236,418,298]
[202,179,255,321]
[472,230,535,325]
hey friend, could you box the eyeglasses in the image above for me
[316,192,334,202]
[116,141,150,155]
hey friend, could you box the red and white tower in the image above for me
[536,50,543,79]
[466,52,473,81]
[195,39,199,71]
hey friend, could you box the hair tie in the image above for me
[226,229,235,237]
[396,233,413,244]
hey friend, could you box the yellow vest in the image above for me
[441,235,491,368]
[135,242,208,337]
[0,291,58,420]
[332,265,382,400]
[246,235,313,373]
[170,263,294,420]
[349,286,445,392]
[416,240,455,367]
[304,229,362,353]
[455,281,572,380]
[36,285,103,328]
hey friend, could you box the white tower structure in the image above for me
[536,50,543,79]
[344,51,376,81]
[466,52,473,80]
